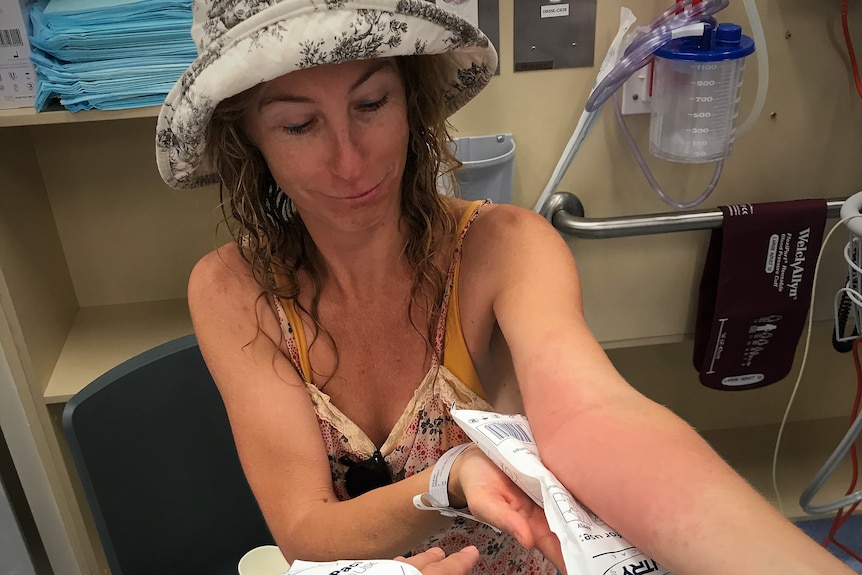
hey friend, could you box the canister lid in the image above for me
[655,22,755,62]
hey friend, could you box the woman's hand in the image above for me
[450,446,565,573]
[396,546,479,575]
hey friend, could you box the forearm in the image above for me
[534,400,854,575]
[274,467,452,562]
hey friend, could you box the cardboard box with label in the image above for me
[0,0,36,110]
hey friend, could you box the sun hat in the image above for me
[155,0,498,190]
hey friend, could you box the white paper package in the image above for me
[450,407,671,575]
[286,559,422,575]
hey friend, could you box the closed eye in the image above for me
[284,119,314,135]
[282,95,388,135]
[358,95,389,112]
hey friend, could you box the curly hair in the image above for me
[206,54,461,382]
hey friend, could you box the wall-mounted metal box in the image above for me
[513,0,596,72]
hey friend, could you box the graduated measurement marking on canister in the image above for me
[710,90,734,101]
[686,99,732,156]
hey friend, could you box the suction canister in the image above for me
[649,23,755,163]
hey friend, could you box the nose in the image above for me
[328,121,363,184]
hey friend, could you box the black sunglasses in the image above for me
[340,449,392,498]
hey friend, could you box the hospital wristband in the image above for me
[412,443,501,533]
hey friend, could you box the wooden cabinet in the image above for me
[0,106,224,574]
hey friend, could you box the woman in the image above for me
[156,1,854,574]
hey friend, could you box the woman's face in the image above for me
[245,57,409,232]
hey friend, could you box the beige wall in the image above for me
[20,0,862,433]
[449,0,862,431]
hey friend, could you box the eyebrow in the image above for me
[257,60,395,111]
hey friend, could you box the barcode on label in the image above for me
[481,422,534,444]
[0,29,23,48]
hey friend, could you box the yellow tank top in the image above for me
[278,200,487,400]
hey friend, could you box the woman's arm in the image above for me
[476,205,853,575]
[188,244,453,561]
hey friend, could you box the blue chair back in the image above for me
[62,334,274,575]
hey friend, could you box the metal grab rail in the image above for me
[541,192,848,239]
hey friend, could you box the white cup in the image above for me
[238,545,291,575]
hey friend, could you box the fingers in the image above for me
[396,547,445,570]
[471,490,539,548]
[519,502,565,572]
[396,547,479,575]
[533,529,566,574]
[474,488,564,569]
[421,546,479,575]
[455,451,563,565]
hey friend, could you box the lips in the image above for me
[345,185,376,199]
[339,180,383,201]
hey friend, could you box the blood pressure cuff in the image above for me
[692,200,827,390]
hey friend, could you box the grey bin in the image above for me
[453,134,515,204]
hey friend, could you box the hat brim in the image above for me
[156,0,498,190]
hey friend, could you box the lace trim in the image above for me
[305,364,493,457]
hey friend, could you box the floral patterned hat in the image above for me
[155,0,498,190]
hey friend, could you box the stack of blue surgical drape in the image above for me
[27,0,196,112]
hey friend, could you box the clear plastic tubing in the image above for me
[737,0,768,135]
[584,0,730,113]
[614,92,726,210]
[586,0,767,132]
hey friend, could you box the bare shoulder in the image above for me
[188,242,258,308]
[456,202,582,343]
[187,242,281,346]
[189,241,252,290]
[461,203,575,272]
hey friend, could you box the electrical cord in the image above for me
[771,215,862,514]
[834,238,860,352]
[833,283,857,353]
[821,338,862,563]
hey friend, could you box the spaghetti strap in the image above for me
[433,200,492,358]
[272,296,311,382]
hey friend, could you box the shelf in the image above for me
[43,299,193,404]
[0,105,160,128]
